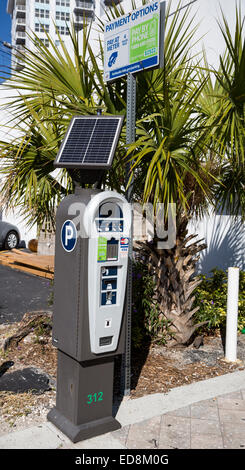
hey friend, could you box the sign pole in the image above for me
[103,1,165,397]
[123,72,136,396]
[126,73,136,198]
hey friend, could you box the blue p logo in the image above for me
[61,220,77,252]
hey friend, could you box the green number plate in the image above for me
[86,392,104,405]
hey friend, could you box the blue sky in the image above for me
[0,1,12,79]
[0,1,11,42]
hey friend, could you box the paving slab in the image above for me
[126,416,161,449]
[191,416,222,436]
[0,423,64,449]
[191,433,224,449]
[159,415,191,449]
[190,401,219,420]
[217,397,245,411]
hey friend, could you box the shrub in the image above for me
[194,268,245,332]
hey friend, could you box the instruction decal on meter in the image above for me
[97,236,107,262]
[61,220,77,252]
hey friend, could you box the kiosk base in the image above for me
[47,408,121,443]
[47,350,121,443]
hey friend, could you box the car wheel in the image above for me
[4,231,19,250]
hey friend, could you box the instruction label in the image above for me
[97,236,107,262]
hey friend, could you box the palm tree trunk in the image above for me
[134,214,207,346]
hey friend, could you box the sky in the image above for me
[0,0,12,79]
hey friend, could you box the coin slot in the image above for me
[99,336,113,346]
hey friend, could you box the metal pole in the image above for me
[122,72,136,396]
[225,267,240,362]
[125,73,136,199]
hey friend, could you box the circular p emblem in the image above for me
[61,220,77,253]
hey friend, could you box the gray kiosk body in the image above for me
[48,187,132,442]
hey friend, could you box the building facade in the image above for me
[6,0,126,70]
[7,0,96,70]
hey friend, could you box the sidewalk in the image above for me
[0,369,245,449]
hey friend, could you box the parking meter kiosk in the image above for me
[47,115,132,443]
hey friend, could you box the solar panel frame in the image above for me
[54,115,124,170]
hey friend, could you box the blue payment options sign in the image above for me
[104,1,160,81]
[61,220,77,252]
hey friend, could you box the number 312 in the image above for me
[87,392,103,405]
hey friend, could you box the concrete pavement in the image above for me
[0,369,245,449]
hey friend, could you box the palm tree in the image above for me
[1,1,243,346]
[129,1,245,346]
[0,109,71,231]
[123,1,215,346]
[0,1,212,346]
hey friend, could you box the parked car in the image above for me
[0,221,20,250]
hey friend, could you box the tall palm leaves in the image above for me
[127,76,209,212]
[199,4,245,217]
[126,0,211,216]
[217,6,245,161]
[0,105,71,230]
[4,24,97,117]
[0,23,120,229]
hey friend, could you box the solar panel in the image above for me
[54,115,124,169]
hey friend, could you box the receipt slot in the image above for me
[47,188,132,442]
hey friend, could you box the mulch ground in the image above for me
[0,314,244,433]
[129,343,244,398]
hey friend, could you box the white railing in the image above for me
[16,18,26,24]
[16,31,26,38]
[75,1,93,9]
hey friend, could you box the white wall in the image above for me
[189,211,245,274]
